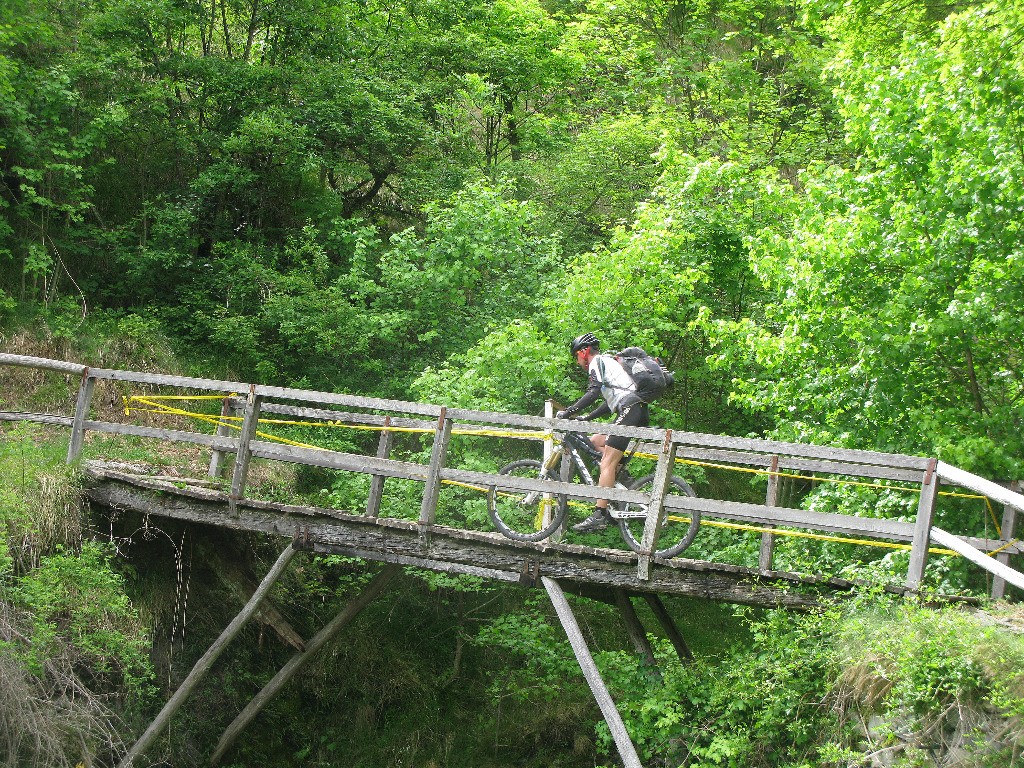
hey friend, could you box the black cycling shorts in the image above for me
[606,403,649,452]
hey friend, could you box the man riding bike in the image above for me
[556,332,650,532]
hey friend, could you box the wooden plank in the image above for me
[661,494,918,540]
[420,410,453,527]
[66,371,95,462]
[210,565,400,766]
[642,595,692,663]
[663,444,925,483]
[82,421,237,451]
[759,456,780,574]
[89,367,251,394]
[252,442,430,483]
[81,474,856,607]
[229,389,262,512]
[251,441,652,506]
[0,412,74,427]
[208,397,236,479]
[306,543,524,583]
[614,589,656,667]
[906,461,938,590]
[637,432,677,580]
[365,416,393,518]
[254,402,541,440]
[543,577,643,768]
[668,429,931,471]
[930,527,1024,592]
[117,543,298,768]
[0,353,85,374]
[937,462,1024,513]
[964,534,1023,556]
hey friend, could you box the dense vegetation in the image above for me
[2,0,1024,765]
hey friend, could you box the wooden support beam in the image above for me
[637,431,677,580]
[759,456,780,574]
[210,565,401,766]
[614,589,656,668]
[366,416,393,518]
[931,527,1024,592]
[643,595,692,664]
[66,369,95,463]
[543,577,643,768]
[419,408,453,529]
[229,386,262,515]
[907,459,939,590]
[117,543,298,768]
[208,397,236,479]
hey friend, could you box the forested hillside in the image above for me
[2,0,1023,766]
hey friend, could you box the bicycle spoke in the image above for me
[618,475,700,558]
[488,460,568,542]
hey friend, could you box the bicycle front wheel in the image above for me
[618,475,700,558]
[488,459,568,542]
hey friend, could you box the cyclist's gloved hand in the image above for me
[555,410,569,419]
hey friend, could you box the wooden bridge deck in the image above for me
[83,461,868,608]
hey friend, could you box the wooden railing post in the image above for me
[208,396,236,479]
[759,455,780,573]
[365,416,393,518]
[229,386,262,515]
[66,367,95,463]
[992,480,1021,599]
[637,430,676,581]
[906,458,939,590]
[419,408,453,528]
[543,401,555,530]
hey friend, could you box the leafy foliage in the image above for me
[718,2,1024,477]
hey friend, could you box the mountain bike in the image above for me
[487,428,701,558]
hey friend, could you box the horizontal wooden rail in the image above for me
[0,412,75,428]
[0,353,86,374]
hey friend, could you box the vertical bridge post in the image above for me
[906,458,939,590]
[365,416,393,518]
[637,430,676,581]
[419,407,453,529]
[66,367,95,463]
[759,455,780,573]
[229,386,262,515]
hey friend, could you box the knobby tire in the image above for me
[488,459,568,542]
[618,474,700,558]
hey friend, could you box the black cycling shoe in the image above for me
[572,507,611,532]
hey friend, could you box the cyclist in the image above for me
[556,332,649,532]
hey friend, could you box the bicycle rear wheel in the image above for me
[487,459,568,542]
[618,474,700,558]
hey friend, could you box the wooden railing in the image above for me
[2,352,1022,594]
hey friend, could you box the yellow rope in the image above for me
[668,515,958,556]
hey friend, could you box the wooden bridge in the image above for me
[2,353,1023,768]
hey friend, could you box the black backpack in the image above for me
[615,347,675,404]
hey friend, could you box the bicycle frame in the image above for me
[540,431,642,517]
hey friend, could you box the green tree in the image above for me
[719,2,1024,477]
